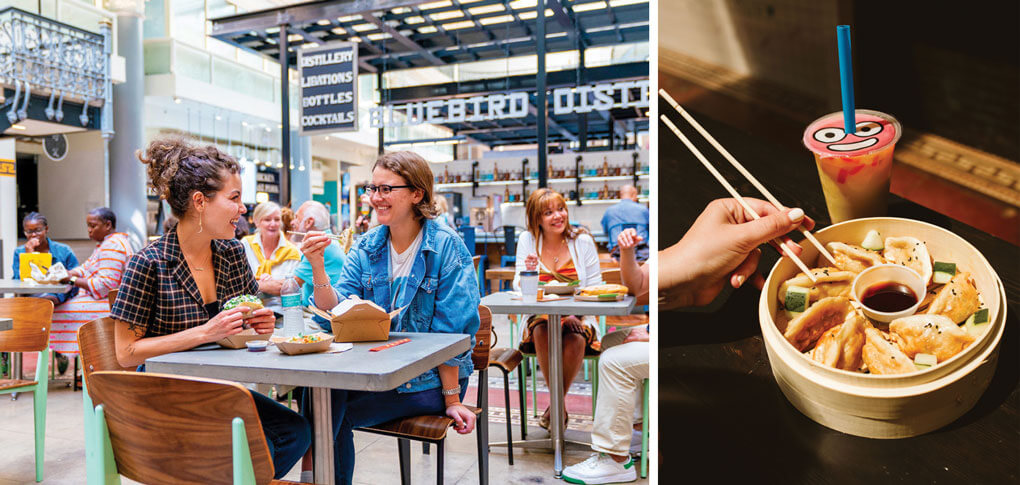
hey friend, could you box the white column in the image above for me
[0,138,16,279]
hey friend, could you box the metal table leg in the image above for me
[313,387,335,484]
[11,352,21,400]
[548,314,564,478]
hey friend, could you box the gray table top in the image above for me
[146,332,471,392]
[0,318,11,332]
[480,291,636,316]
[0,279,70,294]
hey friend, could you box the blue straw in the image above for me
[837,25,855,134]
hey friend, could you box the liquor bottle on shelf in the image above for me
[494,163,500,181]
[504,187,510,200]
[444,167,450,184]
[602,156,609,177]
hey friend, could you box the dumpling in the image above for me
[925,272,980,323]
[777,267,855,305]
[826,242,885,274]
[862,327,916,375]
[883,237,933,285]
[889,314,975,362]
[784,297,854,352]
[810,310,867,371]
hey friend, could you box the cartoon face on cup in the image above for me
[803,111,900,158]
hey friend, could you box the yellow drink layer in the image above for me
[813,143,895,223]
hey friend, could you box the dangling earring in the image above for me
[197,212,204,233]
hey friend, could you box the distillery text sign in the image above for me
[298,42,358,134]
[368,80,649,128]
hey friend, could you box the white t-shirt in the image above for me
[389,227,424,308]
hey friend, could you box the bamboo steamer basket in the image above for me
[758,217,1005,438]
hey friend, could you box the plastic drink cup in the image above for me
[803,109,902,223]
[520,271,539,303]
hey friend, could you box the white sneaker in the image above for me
[562,453,637,484]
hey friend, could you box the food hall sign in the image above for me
[298,43,358,134]
[368,80,649,128]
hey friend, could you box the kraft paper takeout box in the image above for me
[307,298,402,343]
[217,328,271,349]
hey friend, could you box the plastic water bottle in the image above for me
[281,276,303,338]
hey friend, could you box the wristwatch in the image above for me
[69,276,78,285]
[441,386,461,396]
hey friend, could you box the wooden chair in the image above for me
[487,346,525,465]
[78,316,137,484]
[87,370,309,485]
[0,297,54,482]
[357,306,493,485]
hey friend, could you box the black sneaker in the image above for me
[55,351,69,375]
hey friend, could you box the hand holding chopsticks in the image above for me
[659,89,828,283]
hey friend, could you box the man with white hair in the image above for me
[292,201,346,327]
[601,185,649,262]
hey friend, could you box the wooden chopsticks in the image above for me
[659,90,838,267]
[289,231,345,241]
[658,89,826,282]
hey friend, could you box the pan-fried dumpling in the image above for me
[862,327,916,375]
[925,272,980,323]
[784,297,854,352]
[889,314,975,362]
[777,267,855,305]
[826,242,885,274]
[883,236,933,286]
[810,310,867,371]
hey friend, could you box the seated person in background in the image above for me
[233,215,251,239]
[13,212,80,306]
[240,201,301,311]
[434,195,456,228]
[281,206,296,240]
[600,185,650,263]
[562,199,811,484]
[300,151,479,484]
[514,188,603,430]
[291,200,346,330]
[49,207,133,367]
[111,134,309,478]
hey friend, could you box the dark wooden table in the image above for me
[658,99,1019,483]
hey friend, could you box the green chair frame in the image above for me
[0,347,49,482]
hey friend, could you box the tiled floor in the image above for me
[0,314,650,484]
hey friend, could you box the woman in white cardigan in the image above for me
[513,188,603,429]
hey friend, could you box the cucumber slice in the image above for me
[914,363,931,371]
[932,261,956,284]
[914,353,937,367]
[861,230,883,251]
[784,285,810,313]
[971,308,990,324]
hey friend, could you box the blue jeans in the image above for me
[300,378,469,485]
[139,365,310,479]
[251,391,312,479]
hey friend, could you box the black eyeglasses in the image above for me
[365,184,413,196]
[24,227,46,235]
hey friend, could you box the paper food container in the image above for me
[308,299,399,343]
[272,333,334,355]
[759,217,1004,438]
[541,282,579,295]
[217,329,272,349]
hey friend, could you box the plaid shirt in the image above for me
[111,228,258,338]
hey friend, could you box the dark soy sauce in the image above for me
[861,282,917,312]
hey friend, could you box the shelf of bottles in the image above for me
[433,150,650,205]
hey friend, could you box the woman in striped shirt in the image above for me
[50,208,133,355]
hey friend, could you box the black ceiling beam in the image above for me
[209,0,423,38]
[361,12,446,65]
[382,61,647,102]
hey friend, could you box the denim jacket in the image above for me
[317,218,480,393]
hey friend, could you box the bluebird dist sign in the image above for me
[298,42,358,134]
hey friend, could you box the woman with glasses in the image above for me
[300,151,480,484]
[514,188,604,430]
[12,212,80,306]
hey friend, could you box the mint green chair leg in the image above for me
[93,405,121,484]
[589,357,599,416]
[34,348,49,482]
[530,357,538,417]
[232,417,256,485]
[641,378,649,478]
[83,379,99,484]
